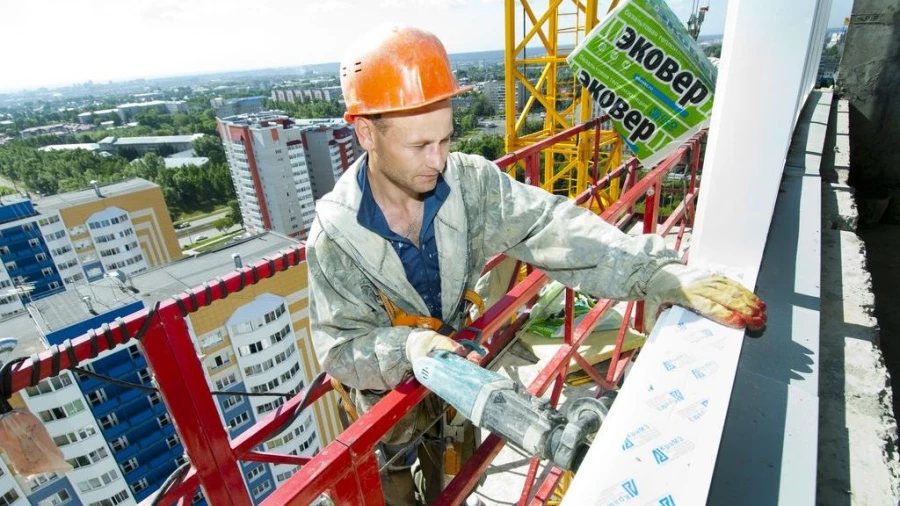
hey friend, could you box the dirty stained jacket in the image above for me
[307,151,680,443]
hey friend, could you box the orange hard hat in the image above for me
[340,25,474,121]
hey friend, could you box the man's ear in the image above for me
[355,117,377,152]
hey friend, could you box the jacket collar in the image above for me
[314,153,468,319]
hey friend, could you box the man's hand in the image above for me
[644,263,767,333]
[405,330,466,363]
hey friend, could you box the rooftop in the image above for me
[117,100,184,109]
[32,178,158,212]
[98,134,203,146]
[38,143,100,152]
[2,232,300,362]
[164,157,209,168]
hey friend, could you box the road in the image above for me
[176,210,232,248]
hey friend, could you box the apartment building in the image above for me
[1,232,340,506]
[217,113,316,240]
[0,179,181,318]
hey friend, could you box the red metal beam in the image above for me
[145,303,250,505]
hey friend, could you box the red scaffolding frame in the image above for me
[2,120,705,506]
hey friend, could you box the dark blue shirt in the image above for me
[357,160,449,318]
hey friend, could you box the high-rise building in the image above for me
[1,232,341,506]
[0,179,181,318]
[217,113,315,240]
[217,113,359,240]
[295,119,360,200]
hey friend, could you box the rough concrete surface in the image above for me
[818,98,900,506]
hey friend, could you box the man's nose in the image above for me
[424,144,445,171]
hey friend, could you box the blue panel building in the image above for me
[44,301,198,505]
[0,200,64,300]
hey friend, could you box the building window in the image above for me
[227,412,250,432]
[0,489,20,506]
[88,489,129,506]
[87,388,108,407]
[26,472,59,492]
[166,434,179,449]
[100,413,119,430]
[199,330,225,350]
[75,363,94,381]
[138,368,151,383]
[128,345,141,359]
[36,489,69,506]
[246,465,264,481]
[110,436,129,452]
[252,480,272,498]
[67,446,109,469]
[157,413,171,428]
[215,373,237,390]
[39,399,86,422]
[222,395,241,411]
[148,392,161,406]
[52,425,96,447]
[26,373,72,397]
[122,458,138,473]
[29,237,40,247]
[78,469,119,493]
[211,352,231,371]
[37,253,48,262]
[132,478,149,494]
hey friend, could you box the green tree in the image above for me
[192,135,226,165]
[227,199,243,227]
[703,44,722,58]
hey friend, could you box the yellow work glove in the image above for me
[643,263,767,333]
[405,329,466,363]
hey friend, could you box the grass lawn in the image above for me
[190,230,246,253]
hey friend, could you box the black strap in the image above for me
[50,345,61,377]
[267,258,276,278]
[202,283,212,307]
[174,296,189,317]
[29,353,41,387]
[88,329,99,358]
[188,290,199,313]
[63,339,78,368]
[216,277,228,299]
[100,323,116,350]
[0,357,26,413]
[115,317,131,342]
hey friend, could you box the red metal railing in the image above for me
[1,121,704,506]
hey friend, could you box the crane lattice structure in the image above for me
[503,0,624,208]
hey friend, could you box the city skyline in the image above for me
[1,0,852,93]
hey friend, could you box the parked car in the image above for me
[175,222,191,229]
[194,234,208,242]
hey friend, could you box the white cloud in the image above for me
[307,1,352,14]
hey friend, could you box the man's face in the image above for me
[360,101,454,196]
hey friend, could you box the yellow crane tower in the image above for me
[503,0,624,208]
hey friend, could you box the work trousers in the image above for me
[339,394,475,506]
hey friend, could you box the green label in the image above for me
[567,0,717,167]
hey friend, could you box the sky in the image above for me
[0,0,854,93]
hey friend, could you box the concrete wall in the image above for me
[839,0,900,224]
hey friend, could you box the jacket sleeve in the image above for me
[462,153,681,301]
[307,232,417,392]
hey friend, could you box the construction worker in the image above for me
[307,24,766,506]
